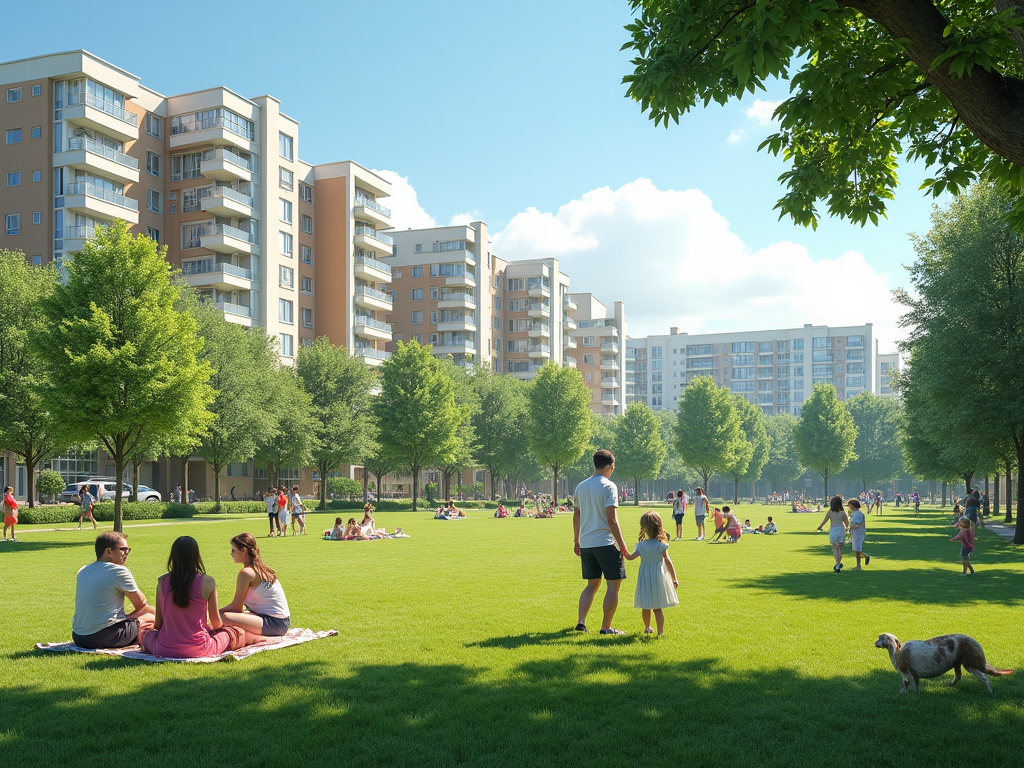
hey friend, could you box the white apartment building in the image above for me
[626,323,899,416]
[566,294,627,415]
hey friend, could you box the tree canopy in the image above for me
[473,372,531,498]
[763,413,804,491]
[623,1,1024,228]
[841,392,905,490]
[613,402,667,504]
[793,383,858,497]
[527,363,593,504]
[674,376,742,490]
[724,395,770,502]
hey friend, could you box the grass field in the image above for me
[1,502,1022,768]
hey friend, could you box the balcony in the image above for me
[437,292,476,310]
[354,254,392,282]
[201,148,255,183]
[170,115,256,153]
[201,224,259,255]
[563,316,577,330]
[528,284,550,298]
[444,271,476,288]
[353,315,392,342]
[563,297,578,311]
[201,186,256,218]
[354,196,392,228]
[182,260,256,291]
[601,341,619,354]
[528,323,550,338]
[354,285,393,312]
[58,182,139,225]
[354,224,394,256]
[64,92,139,143]
[354,346,390,366]
[564,338,578,349]
[601,377,620,389]
[528,302,550,318]
[563,356,577,368]
[56,138,140,184]
[214,300,254,327]
[528,344,551,359]
[510,363,545,379]
[600,358,620,372]
[437,318,476,333]
[575,320,619,337]
[433,341,476,356]
[61,224,98,253]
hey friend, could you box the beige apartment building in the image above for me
[0,50,394,500]
[566,294,627,416]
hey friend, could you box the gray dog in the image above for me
[875,633,1014,693]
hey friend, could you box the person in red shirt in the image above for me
[276,487,289,536]
[950,518,976,575]
[2,486,18,542]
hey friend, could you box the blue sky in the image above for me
[7,0,942,346]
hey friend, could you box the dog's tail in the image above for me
[985,664,1015,676]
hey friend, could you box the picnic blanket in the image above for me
[35,628,337,663]
[322,533,410,540]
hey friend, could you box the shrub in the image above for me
[16,505,81,525]
[36,470,66,502]
[193,501,266,516]
[327,477,363,498]
[91,502,196,521]
[327,500,407,511]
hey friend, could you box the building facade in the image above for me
[566,294,627,415]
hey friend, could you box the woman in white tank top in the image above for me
[220,532,291,640]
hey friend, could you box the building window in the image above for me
[146,151,160,176]
[280,231,293,257]
[279,166,294,191]
[411,311,423,325]
[147,227,160,242]
[300,214,312,234]
[280,265,294,289]
[32,170,41,182]
[793,339,804,350]
[301,276,313,293]
[301,307,313,328]
[31,126,41,139]
[6,88,21,103]
[7,172,20,187]
[6,214,20,235]
[6,128,22,144]
[412,266,422,278]
[429,286,438,300]
[280,199,292,223]
[411,288,423,301]
[32,212,41,225]
[583,354,595,364]
[32,255,42,265]
[145,114,162,138]
[279,299,294,324]
[279,132,293,161]
[301,245,312,264]
[31,85,41,97]
[147,189,161,213]
[299,183,312,203]
[301,337,313,348]
[280,333,294,357]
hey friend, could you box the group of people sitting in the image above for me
[72,530,290,659]
[493,502,565,518]
[706,507,778,542]
[434,500,466,520]
[326,505,401,540]
[264,486,307,537]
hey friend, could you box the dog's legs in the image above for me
[912,674,921,692]
[900,676,910,693]
[947,665,962,687]
[967,668,993,694]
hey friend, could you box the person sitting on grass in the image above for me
[72,532,156,649]
[763,517,777,534]
[343,518,367,540]
[360,511,388,538]
[220,533,291,641]
[330,517,345,540]
[495,503,507,518]
[140,536,247,659]
[741,518,756,534]
[724,507,742,542]
[710,508,727,541]
[2,485,18,542]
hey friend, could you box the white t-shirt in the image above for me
[73,561,138,636]
[574,474,618,549]
[693,494,708,516]
[290,492,303,513]
[264,495,277,515]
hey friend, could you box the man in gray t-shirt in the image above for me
[573,449,629,635]
[72,531,154,648]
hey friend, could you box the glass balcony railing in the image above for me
[181,259,253,280]
[66,92,139,126]
[215,300,251,318]
[208,185,255,208]
[355,285,393,303]
[529,345,551,355]
[354,254,393,277]
[64,224,98,240]
[354,224,394,245]
[354,196,392,217]
[355,347,391,361]
[439,291,476,305]
[205,223,258,244]
[62,182,139,211]
[65,138,139,169]
[204,147,253,171]
[353,316,392,332]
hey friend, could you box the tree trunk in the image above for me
[114,452,125,533]
[994,473,1001,515]
[1015,448,1024,544]
[942,482,947,506]
[411,464,419,511]
[822,470,829,500]
[213,463,221,512]
[963,473,974,498]
[552,465,559,507]
[182,456,189,506]
[362,470,368,506]
[25,452,37,509]
[1007,459,1014,524]
[734,477,739,504]
[634,477,640,505]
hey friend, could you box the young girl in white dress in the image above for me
[624,511,679,636]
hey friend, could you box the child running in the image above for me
[950,518,976,575]
[847,499,870,570]
[710,507,726,541]
[623,511,678,635]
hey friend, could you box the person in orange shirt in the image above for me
[709,508,726,542]
[276,487,289,536]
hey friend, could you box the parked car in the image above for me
[58,479,156,503]
[134,485,162,503]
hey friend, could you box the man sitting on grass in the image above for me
[72,532,155,649]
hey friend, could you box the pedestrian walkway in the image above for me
[985,521,1017,542]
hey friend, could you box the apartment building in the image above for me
[626,323,899,416]
[0,50,395,500]
[877,348,899,397]
[385,222,498,368]
[503,258,571,379]
[566,294,627,415]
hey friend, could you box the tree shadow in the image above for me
[2,653,1022,768]
[0,540,90,555]
[465,630,638,650]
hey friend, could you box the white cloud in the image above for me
[448,211,481,226]
[371,169,436,230]
[727,129,746,144]
[745,99,781,127]
[491,178,905,351]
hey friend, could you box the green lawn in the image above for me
[1,503,1022,767]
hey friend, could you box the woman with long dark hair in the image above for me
[815,496,850,572]
[141,536,245,658]
[220,533,291,640]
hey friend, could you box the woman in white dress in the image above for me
[624,511,679,636]
[816,496,850,572]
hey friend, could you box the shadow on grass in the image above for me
[2,653,1022,768]
[0,540,90,555]
[465,630,639,650]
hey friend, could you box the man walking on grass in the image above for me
[573,449,630,635]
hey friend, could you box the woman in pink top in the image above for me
[141,536,245,658]
[2,486,18,542]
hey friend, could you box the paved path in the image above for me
[985,521,1018,542]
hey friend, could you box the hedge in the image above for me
[193,501,268,516]
[325,499,503,511]
[16,502,197,525]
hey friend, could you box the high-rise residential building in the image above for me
[386,222,499,369]
[626,323,899,416]
[877,348,899,397]
[503,258,571,379]
[566,294,627,415]
[0,50,395,500]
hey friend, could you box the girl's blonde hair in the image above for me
[638,511,668,543]
[960,517,974,530]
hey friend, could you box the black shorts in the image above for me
[673,513,684,525]
[580,545,626,581]
[72,618,140,649]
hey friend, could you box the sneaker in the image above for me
[11,537,18,542]
[644,627,654,634]
[574,623,587,632]
[697,536,705,541]
[838,562,844,571]
[833,565,839,572]
[864,554,871,565]
[599,628,625,635]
